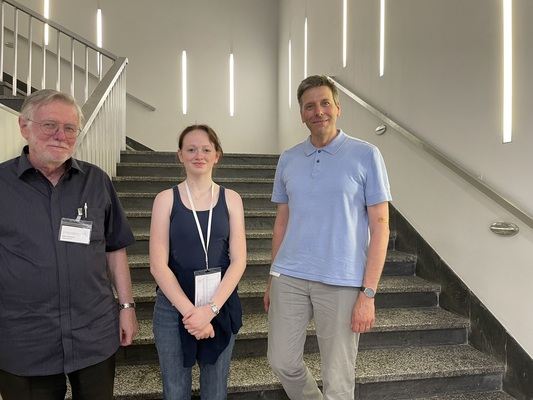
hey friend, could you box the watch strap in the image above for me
[361,286,376,298]
[119,302,136,310]
[209,301,219,316]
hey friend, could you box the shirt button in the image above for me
[316,160,320,163]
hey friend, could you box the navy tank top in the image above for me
[168,185,242,367]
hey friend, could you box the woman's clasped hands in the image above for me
[182,305,216,340]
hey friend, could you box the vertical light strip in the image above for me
[182,51,187,115]
[379,0,385,76]
[342,0,347,68]
[96,7,102,74]
[229,53,235,116]
[96,8,102,47]
[44,0,49,45]
[288,39,292,109]
[502,0,513,143]
[304,17,308,78]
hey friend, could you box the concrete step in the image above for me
[127,228,274,254]
[127,249,417,282]
[119,191,276,211]
[117,162,276,178]
[107,345,505,399]
[113,176,273,194]
[117,307,469,365]
[0,95,24,112]
[413,392,516,400]
[129,275,440,319]
[125,209,277,231]
[120,151,279,165]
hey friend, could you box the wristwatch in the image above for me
[361,287,376,298]
[119,302,136,310]
[209,301,219,316]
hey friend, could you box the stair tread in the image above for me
[127,249,416,268]
[134,307,468,345]
[111,345,504,397]
[119,191,273,197]
[130,275,440,302]
[118,162,276,169]
[125,209,278,217]
[114,176,274,182]
[130,228,274,240]
[413,392,516,400]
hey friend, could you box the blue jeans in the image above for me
[153,289,236,400]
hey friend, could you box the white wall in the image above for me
[277,0,533,357]
[0,105,25,162]
[16,0,280,154]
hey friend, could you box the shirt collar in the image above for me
[303,129,347,156]
[17,145,83,178]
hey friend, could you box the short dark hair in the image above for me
[178,124,224,161]
[20,89,84,128]
[297,75,340,111]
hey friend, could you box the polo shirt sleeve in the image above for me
[365,146,392,206]
[271,153,289,204]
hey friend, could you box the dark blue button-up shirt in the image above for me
[0,146,135,375]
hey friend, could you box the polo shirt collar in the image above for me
[303,129,347,156]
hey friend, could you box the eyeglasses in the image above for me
[28,119,81,139]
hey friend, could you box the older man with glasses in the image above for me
[0,89,137,400]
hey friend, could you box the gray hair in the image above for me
[20,89,84,128]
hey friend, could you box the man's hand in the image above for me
[351,295,375,333]
[119,308,138,346]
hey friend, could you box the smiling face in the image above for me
[300,85,341,146]
[19,100,79,172]
[177,129,221,177]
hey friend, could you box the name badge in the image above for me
[194,268,221,307]
[59,218,93,245]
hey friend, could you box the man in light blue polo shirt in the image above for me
[264,75,392,400]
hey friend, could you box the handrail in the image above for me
[80,57,128,131]
[75,56,128,176]
[126,92,156,112]
[1,0,156,111]
[3,0,116,60]
[331,77,533,230]
[0,0,129,176]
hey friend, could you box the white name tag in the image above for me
[194,268,221,307]
[59,218,93,245]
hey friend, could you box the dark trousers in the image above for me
[0,354,115,400]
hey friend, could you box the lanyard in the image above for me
[184,181,214,270]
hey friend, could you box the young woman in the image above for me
[150,124,246,399]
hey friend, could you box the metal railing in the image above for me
[1,0,116,99]
[1,0,127,176]
[332,77,533,230]
[76,57,128,177]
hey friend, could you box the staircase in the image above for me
[110,150,515,400]
[0,80,25,112]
